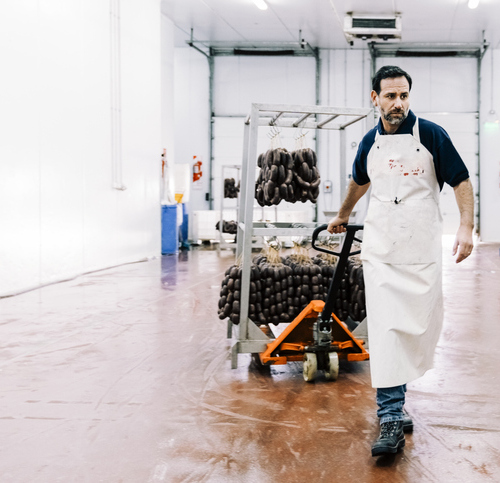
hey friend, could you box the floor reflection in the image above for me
[161,254,178,289]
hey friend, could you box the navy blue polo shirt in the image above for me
[352,110,469,190]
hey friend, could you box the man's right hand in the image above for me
[327,215,349,234]
[325,180,369,235]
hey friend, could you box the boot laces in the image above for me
[381,421,399,437]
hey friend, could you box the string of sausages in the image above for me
[255,148,321,206]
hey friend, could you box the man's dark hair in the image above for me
[372,65,412,94]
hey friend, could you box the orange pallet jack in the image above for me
[257,224,369,382]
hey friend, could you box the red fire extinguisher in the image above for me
[193,156,203,182]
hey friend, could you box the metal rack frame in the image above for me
[231,103,374,369]
[217,165,241,250]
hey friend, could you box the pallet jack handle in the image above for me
[311,224,364,329]
[311,224,364,257]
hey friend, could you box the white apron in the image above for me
[361,119,444,388]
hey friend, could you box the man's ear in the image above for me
[370,90,378,107]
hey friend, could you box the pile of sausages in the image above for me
[224,178,239,199]
[345,259,367,322]
[254,148,321,206]
[218,253,366,326]
[215,220,238,235]
[218,264,262,326]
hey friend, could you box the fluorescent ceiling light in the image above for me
[468,0,480,9]
[253,0,268,10]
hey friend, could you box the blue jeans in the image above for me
[376,384,406,424]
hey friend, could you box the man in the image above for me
[327,65,474,457]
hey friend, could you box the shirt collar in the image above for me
[377,109,416,135]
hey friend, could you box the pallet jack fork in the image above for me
[257,224,369,382]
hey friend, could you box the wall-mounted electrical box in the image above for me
[323,180,332,193]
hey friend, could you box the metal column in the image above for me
[236,120,250,258]
[208,55,215,210]
[339,128,347,203]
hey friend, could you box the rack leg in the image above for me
[227,319,233,339]
[231,342,239,369]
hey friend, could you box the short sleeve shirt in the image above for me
[352,110,469,190]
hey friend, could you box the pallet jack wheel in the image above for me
[251,353,263,367]
[251,353,271,373]
[324,352,339,381]
[303,353,317,382]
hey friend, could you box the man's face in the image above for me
[371,76,410,130]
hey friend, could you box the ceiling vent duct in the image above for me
[344,13,402,44]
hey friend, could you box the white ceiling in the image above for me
[161,0,500,51]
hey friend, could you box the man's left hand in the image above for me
[452,225,474,263]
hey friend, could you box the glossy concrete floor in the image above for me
[1,240,500,483]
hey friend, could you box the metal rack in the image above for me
[231,103,374,369]
[217,165,240,250]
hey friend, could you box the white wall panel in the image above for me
[118,0,162,262]
[174,47,210,238]
[80,0,117,272]
[211,118,243,222]
[376,57,478,113]
[0,0,42,292]
[479,47,500,242]
[161,15,176,179]
[38,0,86,284]
[213,56,316,116]
[0,0,162,297]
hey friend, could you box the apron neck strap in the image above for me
[412,117,420,142]
[374,116,419,140]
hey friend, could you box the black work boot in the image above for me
[402,409,413,433]
[371,421,405,457]
[378,410,413,432]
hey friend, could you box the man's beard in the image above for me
[381,107,408,126]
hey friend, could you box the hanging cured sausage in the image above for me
[255,148,321,206]
[215,220,238,235]
[224,178,240,199]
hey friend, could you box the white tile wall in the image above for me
[0,0,162,296]
[479,47,500,242]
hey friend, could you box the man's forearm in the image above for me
[338,180,371,218]
[452,178,474,263]
[453,178,474,229]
